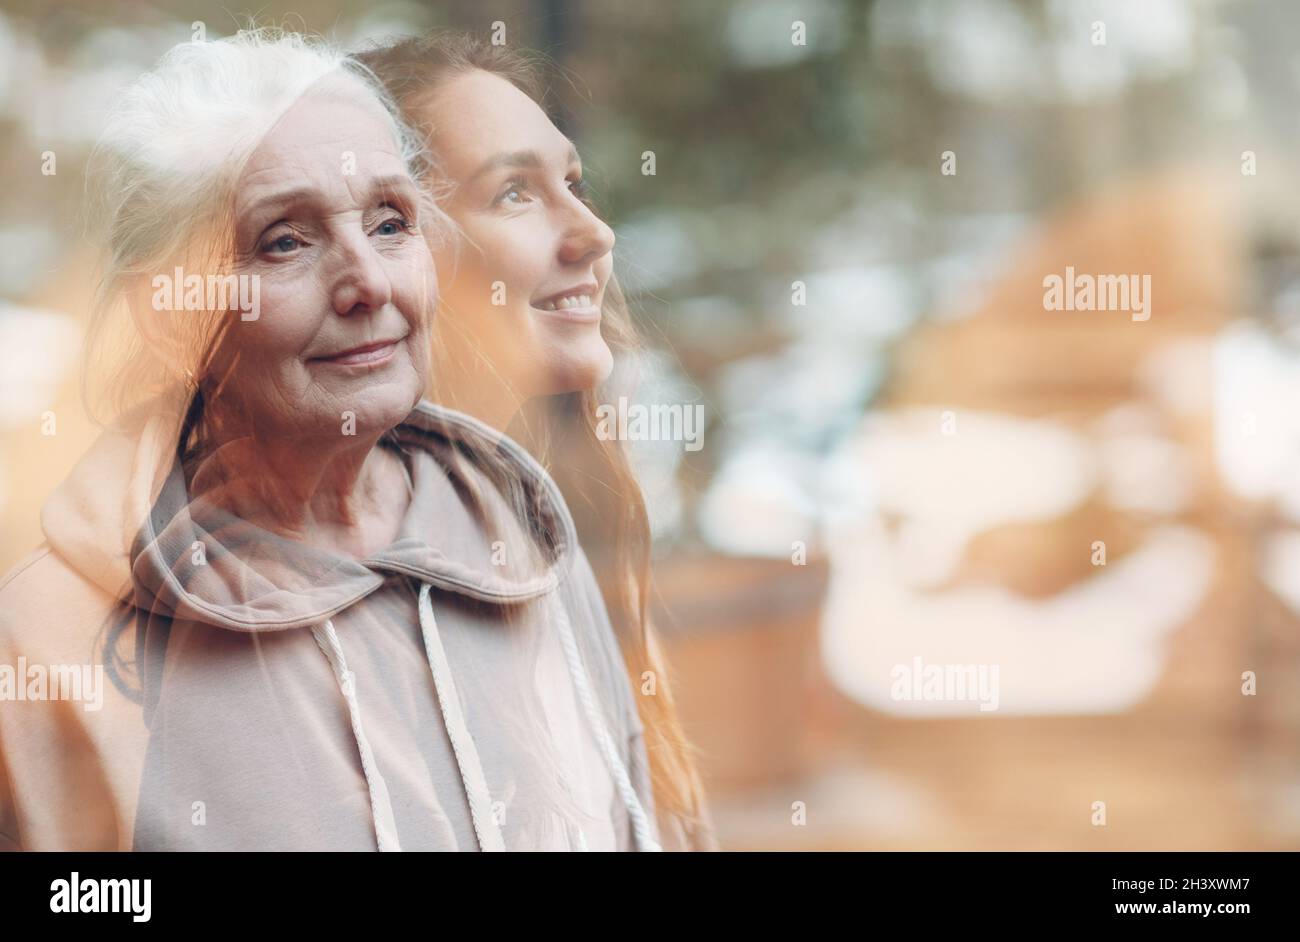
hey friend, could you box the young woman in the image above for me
[357,34,717,852]
[0,29,663,851]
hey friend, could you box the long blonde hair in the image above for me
[357,32,715,850]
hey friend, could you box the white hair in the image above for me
[82,27,442,421]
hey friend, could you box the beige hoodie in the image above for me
[0,395,664,851]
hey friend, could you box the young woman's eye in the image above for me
[495,181,529,206]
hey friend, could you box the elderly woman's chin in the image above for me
[301,340,427,435]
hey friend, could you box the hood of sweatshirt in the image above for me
[35,392,661,852]
[42,393,572,629]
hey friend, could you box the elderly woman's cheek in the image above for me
[249,281,318,358]
[399,253,438,329]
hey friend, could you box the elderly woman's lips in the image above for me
[312,339,400,366]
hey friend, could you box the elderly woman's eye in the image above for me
[374,215,411,236]
[261,232,302,254]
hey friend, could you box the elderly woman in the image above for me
[0,30,659,851]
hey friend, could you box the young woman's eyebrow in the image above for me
[467,143,581,184]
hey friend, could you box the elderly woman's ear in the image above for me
[120,268,201,374]
[118,240,236,380]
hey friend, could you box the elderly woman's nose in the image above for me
[331,231,393,315]
[557,199,615,267]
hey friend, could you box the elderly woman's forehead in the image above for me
[250,78,401,163]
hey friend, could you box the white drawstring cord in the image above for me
[417,582,506,851]
[311,619,403,852]
[551,598,662,852]
[315,585,659,852]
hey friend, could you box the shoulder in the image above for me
[0,544,120,660]
[556,543,646,738]
[0,545,55,595]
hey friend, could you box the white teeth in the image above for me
[539,294,592,311]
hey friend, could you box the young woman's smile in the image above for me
[421,69,617,400]
[531,281,601,322]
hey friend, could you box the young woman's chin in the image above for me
[539,334,614,395]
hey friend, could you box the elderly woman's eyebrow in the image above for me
[467,143,581,183]
[240,184,319,216]
[238,174,418,227]
[367,173,420,202]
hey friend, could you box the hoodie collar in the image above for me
[43,396,577,631]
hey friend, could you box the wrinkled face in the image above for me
[224,76,434,443]
[422,69,616,398]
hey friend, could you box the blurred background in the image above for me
[3,0,1300,849]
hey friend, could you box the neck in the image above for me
[189,426,411,558]
[428,347,529,433]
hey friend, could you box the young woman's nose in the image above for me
[557,198,616,267]
[331,231,393,316]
